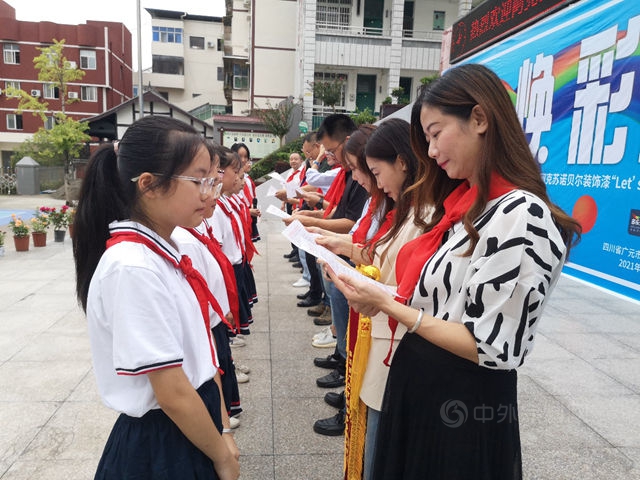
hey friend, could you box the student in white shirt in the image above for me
[73,116,240,480]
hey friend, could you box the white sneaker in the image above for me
[229,337,246,348]
[229,416,240,429]
[292,277,310,288]
[313,326,332,341]
[236,371,250,383]
[236,364,251,374]
[312,329,337,348]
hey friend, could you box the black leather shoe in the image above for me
[283,251,296,259]
[291,261,302,268]
[324,391,345,409]
[314,354,340,369]
[288,255,300,263]
[296,290,311,300]
[297,297,321,307]
[313,411,345,436]
[316,369,345,388]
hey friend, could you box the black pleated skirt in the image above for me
[95,378,222,480]
[373,334,522,480]
[232,262,252,335]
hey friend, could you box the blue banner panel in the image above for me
[459,0,640,301]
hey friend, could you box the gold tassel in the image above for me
[344,265,380,480]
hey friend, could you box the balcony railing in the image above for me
[317,22,389,37]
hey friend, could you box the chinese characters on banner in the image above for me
[459,0,640,300]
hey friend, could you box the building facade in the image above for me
[141,8,227,119]
[0,0,132,170]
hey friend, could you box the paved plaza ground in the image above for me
[0,193,639,479]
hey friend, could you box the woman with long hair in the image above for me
[328,64,581,479]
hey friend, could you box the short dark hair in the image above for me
[317,114,356,142]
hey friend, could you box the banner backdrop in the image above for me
[458,0,640,301]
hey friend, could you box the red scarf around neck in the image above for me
[106,230,225,370]
[186,224,239,334]
[383,174,516,365]
[322,167,347,218]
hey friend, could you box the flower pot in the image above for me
[54,229,66,243]
[14,235,30,252]
[32,231,47,247]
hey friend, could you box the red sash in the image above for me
[217,197,244,256]
[106,230,224,370]
[229,195,258,262]
[383,175,515,365]
[186,225,239,333]
[322,167,347,218]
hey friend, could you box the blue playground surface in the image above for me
[0,209,33,226]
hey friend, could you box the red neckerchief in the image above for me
[383,174,516,365]
[228,195,258,263]
[217,196,244,255]
[286,168,302,183]
[186,224,239,334]
[106,229,223,370]
[242,177,256,207]
[351,199,378,245]
[322,167,347,218]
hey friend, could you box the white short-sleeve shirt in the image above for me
[87,221,217,417]
[210,196,243,265]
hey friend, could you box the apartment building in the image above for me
[0,0,132,169]
[141,8,227,119]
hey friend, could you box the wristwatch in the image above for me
[315,196,324,209]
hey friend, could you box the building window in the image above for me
[433,11,445,31]
[217,38,224,51]
[217,67,224,82]
[5,80,20,96]
[43,83,60,99]
[152,26,183,44]
[44,116,55,130]
[80,50,97,70]
[233,64,249,90]
[317,0,351,27]
[152,55,184,75]
[190,36,205,49]
[81,86,97,102]
[3,43,20,64]
[7,114,23,130]
[313,72,347,108]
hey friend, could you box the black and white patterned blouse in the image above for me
[411,189,566,370]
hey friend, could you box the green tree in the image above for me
[254,98,296,147]
[308,77,345,112]
[5,39,88,200]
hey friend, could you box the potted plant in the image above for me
[30,217,49,247]
[48,205,70,242]
[9,214,30,252]
[67,207,76,239]
[0,230,5,256]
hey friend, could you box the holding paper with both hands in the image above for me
[281,220,396,298]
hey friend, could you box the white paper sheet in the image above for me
[267,172,285,184]
[266,185,279,197]
[265,204,290,219]
[284,179,300,200]
[282,220,396,296]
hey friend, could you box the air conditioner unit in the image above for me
[207,41,215,48]
[68,91,79,99]
[68,61,77,69]
[30,89,41,97]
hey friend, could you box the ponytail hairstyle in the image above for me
[364,118,421,259]
[410,64,581,256]
[73,116,206,311]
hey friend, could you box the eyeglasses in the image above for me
[325,140,345,157]
[131,173,217,195]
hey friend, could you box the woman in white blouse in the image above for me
[328,64,581,479]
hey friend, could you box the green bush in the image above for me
[250,137,304,181]
[350,108,378,126]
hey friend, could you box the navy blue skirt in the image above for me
[212,322,242,417]
[232,263,252,335]
[95,379,222,480]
